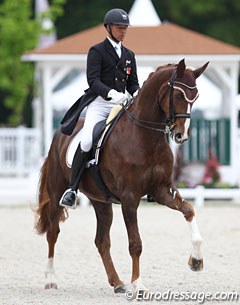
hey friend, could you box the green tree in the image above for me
[0,0,65,126]
[0,0,38,125]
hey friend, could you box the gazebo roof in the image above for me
[24,22,240,58]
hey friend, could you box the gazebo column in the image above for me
[40,63,83,155]
[229,65,239,183]
[42,64,53,155]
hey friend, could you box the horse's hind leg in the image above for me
[44,167,69,289]
[121,200,148,293]
[36,199,64,289]
[35,152,68,289]
[154,186,203,271]
[45,205,64,289]
[92,201,126,293]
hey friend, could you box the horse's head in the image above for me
[160,59,209,144]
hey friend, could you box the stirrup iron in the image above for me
[59,189,78,209]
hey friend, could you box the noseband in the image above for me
[167,69,197,133]
[124,67,198,135]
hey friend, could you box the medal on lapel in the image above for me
[126,60,131,80]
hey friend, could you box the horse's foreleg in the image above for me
[121,202,148,293]
[92,201,126,293]
[155,187,203,271]
[188,216,203,271]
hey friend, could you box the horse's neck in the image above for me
[121,68,173,152]
[131,68,172,122]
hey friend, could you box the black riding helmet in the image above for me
[104,8,130,27]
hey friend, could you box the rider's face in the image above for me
[110,24,128,42]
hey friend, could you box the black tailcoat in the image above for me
[61,38,139,135]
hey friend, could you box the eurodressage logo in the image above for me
[125,289,239,303]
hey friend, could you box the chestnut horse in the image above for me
[35,59,208,293]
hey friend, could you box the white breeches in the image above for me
[80,96,117,152]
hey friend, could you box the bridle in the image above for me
[167,69,195,133]
[124,68,198,135]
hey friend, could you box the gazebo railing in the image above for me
[181,118,230,165]
[0,127,41,176]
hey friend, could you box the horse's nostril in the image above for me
[175,133,182,140]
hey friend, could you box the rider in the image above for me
[59,8,139,208]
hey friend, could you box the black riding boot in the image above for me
[59,144,89,209]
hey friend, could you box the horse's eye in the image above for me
[175,92,183,100]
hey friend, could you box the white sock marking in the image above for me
[188,217,203,260]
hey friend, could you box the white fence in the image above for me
[0,127,41,177]
[179,185,240,207]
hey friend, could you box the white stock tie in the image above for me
[115,45,121,58]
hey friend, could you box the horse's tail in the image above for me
[35,140,67,235]
[34,157,51,234]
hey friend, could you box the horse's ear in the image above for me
[193,62,209,79]
[176,58,186,78]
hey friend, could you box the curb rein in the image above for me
[123,68,194,136]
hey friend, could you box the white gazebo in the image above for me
[22,0,240,185]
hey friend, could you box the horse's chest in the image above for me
[151,153,173,180]
[153,163,171,176]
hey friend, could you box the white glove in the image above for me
[133,89,139,97]
[107,89,127,105]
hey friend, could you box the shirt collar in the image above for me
[107,37,122,49]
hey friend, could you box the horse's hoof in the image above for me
[131,277,149,299]
[114,284,128,293]
[188,255,203,271]
[45,282,58,289]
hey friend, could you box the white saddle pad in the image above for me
[66,130,83,168]
[65,104,122,168]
